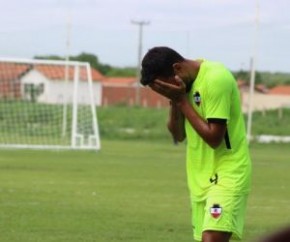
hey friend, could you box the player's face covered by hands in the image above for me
[149,75,187,102]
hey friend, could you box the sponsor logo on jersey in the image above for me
[194,91,201,106]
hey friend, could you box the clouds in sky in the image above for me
[0,0,289,72]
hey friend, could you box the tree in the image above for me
[234,69,263,84]
[234,69,250,81]
[34,52,136,77]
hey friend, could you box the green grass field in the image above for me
[0,140,290,242]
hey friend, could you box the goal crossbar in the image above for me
[0,57,101,151]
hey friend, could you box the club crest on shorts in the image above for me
[210,204,222,219]
[193,91,201,106]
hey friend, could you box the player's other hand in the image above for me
[149,75,186,102]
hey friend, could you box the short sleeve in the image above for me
[204,72,232,121]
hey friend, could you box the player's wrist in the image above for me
[174,95,188,108]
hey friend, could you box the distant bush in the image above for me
[97,106,290,140]
[1,101,289,141]
[249,108,290,136]
[97,106,171,140]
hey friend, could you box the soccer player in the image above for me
[140,46,252,242]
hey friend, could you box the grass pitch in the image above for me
[0,140,289,242]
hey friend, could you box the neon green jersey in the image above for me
[185,60,252,201]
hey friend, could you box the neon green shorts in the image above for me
[191,194,248,241]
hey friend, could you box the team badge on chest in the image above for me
[210,204,222,219]
[193,91,201,106]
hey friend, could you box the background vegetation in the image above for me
[35,53,136,77]
[1,102,289,143]
[234,69,290,87]
[35,53,290,86]
[97,106,290,139]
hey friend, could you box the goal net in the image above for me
[0,58,101,150]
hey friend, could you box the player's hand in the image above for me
[149,75,186,102]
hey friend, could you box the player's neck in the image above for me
[187,59,201,81]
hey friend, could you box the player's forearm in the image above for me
[167,101,186,142]
[176,97,223,149]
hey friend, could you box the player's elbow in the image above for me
[206,137,224,149]
[208,141,221,149]
[206,125,226,149]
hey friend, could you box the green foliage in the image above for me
[106,66,136,77]
[34,55,63,61]
[36,52,290,83]
[0,101,289,142]
[34,53,136,76]
[233,69,250,81]
[249,108,290,135]
[35,52,111,75]
[233,69,290,87]
[260,71,290,88]
[0,101,71,141]
[97,106,290,139]
[70,52,111,74]
[97,106,171,140]
[233,70,263,84]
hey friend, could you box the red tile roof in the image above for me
[269,85,290,95]
[0,62,104,82]
[101,77,137,86]
[34,65,104,82]
[0,62,30,81]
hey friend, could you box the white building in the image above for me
[0,61,104,106]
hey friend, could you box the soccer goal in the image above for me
[0,57,101,150]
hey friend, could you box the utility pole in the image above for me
[247,0,260,143]
[131,20,150,106]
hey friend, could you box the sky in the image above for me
[0,0,289,72]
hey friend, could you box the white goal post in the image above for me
[0,57,101,150]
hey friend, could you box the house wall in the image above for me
[102,85,169,108]
[102,85,290,110]
[48,81,102,106]
[242,92,290,112]
[21,70,49,102]
[20,70,102,105]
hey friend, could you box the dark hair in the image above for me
[140,46,185,85]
